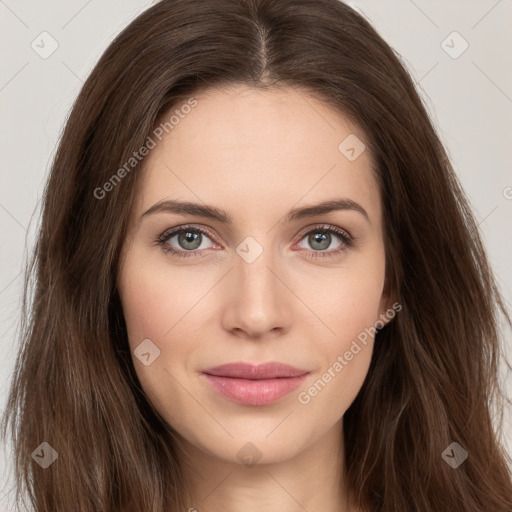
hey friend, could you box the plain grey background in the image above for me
[1,0,511,507]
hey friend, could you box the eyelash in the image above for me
[156,224,354,259]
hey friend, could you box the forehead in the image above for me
[132,85,381,228]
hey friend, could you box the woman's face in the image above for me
[118,85,392,465]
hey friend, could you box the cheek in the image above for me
[117,272,193,434]
[118,250,209,343]
[297,340,373,429]
[117,251,211,412]
[295,257,384,412]
[301,255,386,340]
[297,284,379,420]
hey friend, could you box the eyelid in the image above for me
[293,223,352,243]
[158,224,219,245]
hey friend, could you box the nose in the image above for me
[220,244,292,340]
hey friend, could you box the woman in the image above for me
[2,0,511,510]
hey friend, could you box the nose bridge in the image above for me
[235,234,280,302]
[222,234,289,336]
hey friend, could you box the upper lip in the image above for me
[202,362,309,380]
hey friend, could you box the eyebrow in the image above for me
[141,198,370,224]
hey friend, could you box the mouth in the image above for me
[201,362,310,406]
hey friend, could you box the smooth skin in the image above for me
[117,85,394,512]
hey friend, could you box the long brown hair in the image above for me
[2,0,511,510]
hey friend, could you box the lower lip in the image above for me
[202,374,308,406]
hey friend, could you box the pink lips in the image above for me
[202,362,309,406]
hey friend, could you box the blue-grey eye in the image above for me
[163,228,215,251]
[298,230,343,252]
